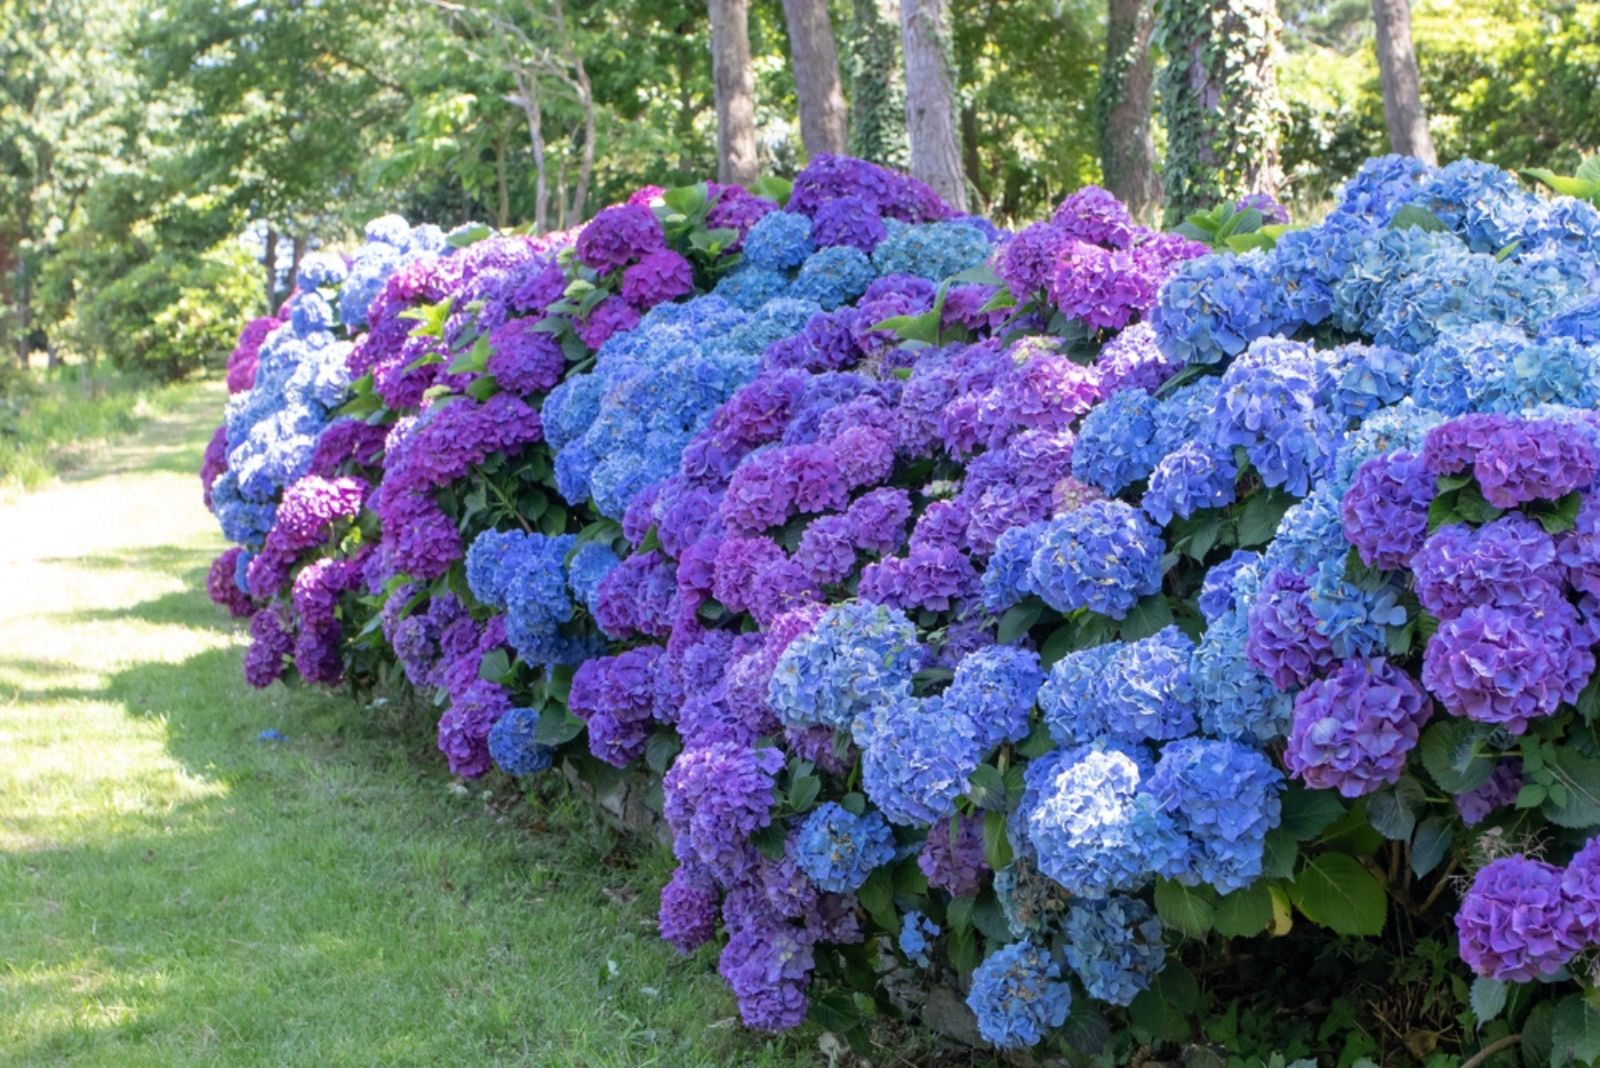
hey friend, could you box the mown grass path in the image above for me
[0,382,822,1067]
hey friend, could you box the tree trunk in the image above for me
[1156,0,1284,222]
[494,135,510,230]
[1097,0,1161,220]
[898,0,968,211]
[1371,0,1437,164]
[781,0,849,158]
[510,66,550,233]
[289,232,307,296]
[263,226,279,312]
[707,0,760,186]
[845,0,907,167]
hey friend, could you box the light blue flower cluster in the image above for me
[337,215,448,328]
[870,220,995,281]
[1023,501,1165,619]
[899,911,939,968]
[966,940,1073,1049]
[1039,630,1203,747]
[793,801,896,892]
[941,645,1044,751]
[852,693,982,827]
[1063,895,1167,1006]
[767,601,924,732]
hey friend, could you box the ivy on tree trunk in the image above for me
[845,0,907,168]
[1156,0,1284,223]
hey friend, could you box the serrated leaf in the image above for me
[1128,961,1198,1042]
[644,731,681,775]
[838,791,866,816]
[1470,977,1508,1026]
[1237,489,1294,547]
[967,764,1007,810]
[751,821,787,861]
[534,706,585,746]
[1543,748,1600,829]
[1154,878,1216,937]
[1261,828,1299,879]
[1213,882,1273,937]
[1410,816,1452,878]
[1120,595,1175,640]
[1290,854,1386,936]
[972,893,1011,941]
[1367,783,1419,841]
[787,773,821,813]
[1278,786,1345,841]
[1419,720,1496,793]
[996,601,1043,645]
[946,921,978,973]
[981,809,1013,870]
[858,867,898,932]
[1553,995,1600,1066]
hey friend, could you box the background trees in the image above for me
[6,0,1598,374]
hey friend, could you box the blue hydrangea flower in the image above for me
[769,601,924,732]
[1421,158,1539,254]
[899,911,940,968]
[982,521,1049,612]
[1072,388,1161,493]
[871,221,994,281]
[793,802,897,892]
[488,705,555,775]
[1148,738,1283,893]
[741,210,815,271]
[712,265,791,310]
[1333,153,1430,223]
[1190,610,1292,744]
[790,246,875,310]
[853,693,980,827]
[1215,337,1336,497]
[942,646,1044,751]
[1025,745,1189,898]
[1151,250,1281,366]
[1027,501,1165,620]
[1143,441,1238,525]
[1100,626,1198,743]
[1063,895,1167,1006]
[566,540,621,614]
[1198,550,1262,623]
[1038,644,1118,747]
[967,940,1073,1049]
[1306,557,1408,658]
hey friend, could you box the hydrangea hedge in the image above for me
[202,153,1600,1063]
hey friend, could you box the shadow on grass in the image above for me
[37,544,218,575]
[56,384,222,487]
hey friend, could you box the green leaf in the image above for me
[1261,828,1299,880]
[644,731,681,776]
[946,922,977,973]
[972,893,1011,941]
[446,223,492,248]
[1419,720,1496,793]
[1470,977,1508,1026]
[967,764,1007,811]
[751,822,787,861]
[1120,595,1175,641]
[1128,961,1198,1043]
[858,867,898,932]
[1367,781,1420,841]
[1153,878,1217,937]
[477,647,512,684]
[1388,204,1449,232]
[787,773,821,813]
[945,894,974,934]
[1213,882,1274,937]
[1522,1000,1556,1068]
[1278,786,1345,841]
[996,601,1043,645]
[838,791,866,816]
[1576,155,1600,184]
[1237,490,1294,547]
[1410,817,1452,878]
[1290,854,1386,936]
[1542,748,1600,829]
[660,182,708,218]
[1553,995,1600,1067]
[534,706,585,746]
[981,809,1013,871]
[1520,168,1600,204]
[748,175,792,206]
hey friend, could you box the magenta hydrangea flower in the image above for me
[1455,762,1523,826]
[206,549,254,618]
[574,295,641,349]
[487,317,566,394]
[621,249,694,309]
[1456,856,1583,981]
[1474,418,1598,509]
[1285,658,1432,798]
[1340,450,1434,570]
[1049,241,1157,330]
[574,203,664,274]
[1421,599,1594,733]
[660,861,720,953]
[1413,515,1564,621]
[243,605,293,687]
[1052,185,1135,248]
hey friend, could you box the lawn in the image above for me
[0,381,833,1066]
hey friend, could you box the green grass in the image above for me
[0,363,202,495]
[0,382,844,1066]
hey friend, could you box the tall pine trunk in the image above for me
[707,0,760,186]
[1156,0,1284,222]
[845,0,907,167]
[782,0,849,158]
[898,0,968,211]
[1371,0,1437,164]
[1097,0,1161,220]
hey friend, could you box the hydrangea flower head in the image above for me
[966,940,1072,1050]
[1456,856,1583,981]
[1285,658,1432,798]
[793,802,896,892]
[1027,501,1165,620]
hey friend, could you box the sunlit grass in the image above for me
[0,363,202,495]
[0,385,830,1067]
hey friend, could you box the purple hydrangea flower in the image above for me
[1285,658,1432,798]
[1340,450,1434,570]
[1456,856,1583,981]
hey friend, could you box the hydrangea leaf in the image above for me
[1541,749,1600,829]
[534,705,585,746]
[1289,854,1386,936]
[1552,996,1600,1067]
[1153,878,1216,937]
[1213,882,1273,937]
[1469,977,1507,1026]
[1418,720,1496,794]
[1277,785,1345,841]
[1409,817,1452,878]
